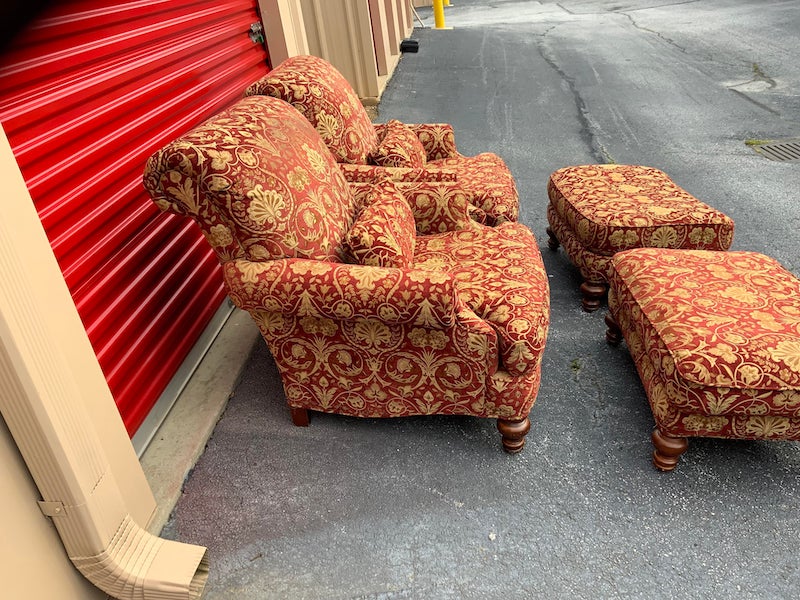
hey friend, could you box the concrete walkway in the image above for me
[162,2,800,598]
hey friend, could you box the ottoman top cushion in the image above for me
[548,165,734,255]
[612,249,800,392]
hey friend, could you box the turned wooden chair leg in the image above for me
[290,407,310,427]
[605,312,622,345]
[546,226,560,251]
[651,429,688,472]
[497,417,531,454]
[580,281,607,312]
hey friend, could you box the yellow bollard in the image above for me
[444,0,451,6]
[433,0,447,29]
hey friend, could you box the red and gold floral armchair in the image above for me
[243,54,519,226]
[143,96,549,453]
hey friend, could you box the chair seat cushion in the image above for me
[548,164,734,255]
[609,249,800,427]
[414,223,550,377]
[428,153,519,225]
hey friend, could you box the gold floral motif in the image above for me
[315,111,340,142]
[682,414,727,432]
[745,416,791,437]
[206,224,233,247]
[649,226,678,247]
[353,320,393,347]
[246,184,285,224]
[409,328,448,349]
[288,167,311,190]
[771,340,800,371]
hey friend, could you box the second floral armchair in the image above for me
[243,54,520,226]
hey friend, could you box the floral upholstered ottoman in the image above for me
[546,164,734,311]
[605,249,800,472]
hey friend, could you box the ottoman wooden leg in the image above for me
[652,429,688,472]
[605,313,622,345]
[497,417,531,454]
[580,281,607,312]
[546,226,560,250]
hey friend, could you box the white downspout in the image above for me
[0,127,208,599]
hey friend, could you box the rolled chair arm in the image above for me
[224,259,461,328]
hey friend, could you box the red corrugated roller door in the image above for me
[0,0,269,435]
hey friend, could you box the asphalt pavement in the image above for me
[163,2,800,598]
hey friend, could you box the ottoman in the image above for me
[546,164,734,311]
[605,248,800,472]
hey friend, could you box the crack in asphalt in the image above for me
[537,25,615,164]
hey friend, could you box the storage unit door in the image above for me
[0,0,269,435]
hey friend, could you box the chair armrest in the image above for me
[224,259,460,328]
[339,163,458,184]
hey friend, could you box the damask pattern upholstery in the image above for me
[244,55,519,226]
[372,119,427,168]
[143,95,550,452]
[345,179,416,268]
[243,54,378,164]
[546,164,734,310]
[607,248,800,469]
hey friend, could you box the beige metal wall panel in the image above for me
[0,127,154,529]
[369,0,392,76]
[259,0,310,66]
[398,0,413,33]
[2,419,108,599]
[301,0,381,101]
[384,0,401,51]
[413,0,432,7]
[0,127,208,599]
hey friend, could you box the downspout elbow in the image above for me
[70,515,208,600]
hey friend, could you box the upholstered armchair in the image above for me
[243,54,519,226]
[143,96,549,453]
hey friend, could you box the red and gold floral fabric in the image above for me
[144,96,358,263]
[609,248,800,441]
[345,179,416,268]
[428,153,519,225]
[371,119,427,168]
[245,56,519,226]
[415,223,550,378]
[144,94,550,426]
[548,164,734,256]
[547,202,610,283]
[244,55,379,164]
[338,163,458,185]
[394,181,479,234]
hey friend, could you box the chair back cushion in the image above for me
[244,55,379,165]
[144,95,358,262]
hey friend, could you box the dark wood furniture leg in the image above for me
[651,429,688,472]
[546,226,560,250]
[605,313,622,345]
[290,407,310,427]
[497,417,531,454]
[580,281,606,312]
